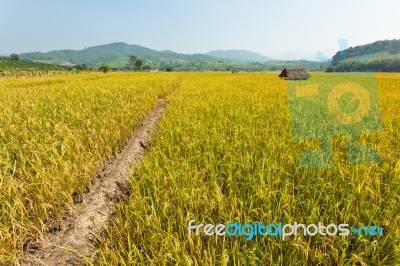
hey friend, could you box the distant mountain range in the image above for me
[21,43,272,68]
[21,42,213,68]
[13,39,400,72]
[20,42,323,71]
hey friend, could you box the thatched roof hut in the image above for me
[278,67,310,80]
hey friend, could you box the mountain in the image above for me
[19,42,325,71]
[206,50,270,62]
[21,42,215,68]
[330,39,400,72]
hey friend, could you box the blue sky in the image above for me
[1,0,399,59]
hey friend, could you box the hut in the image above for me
[278,67,310,80]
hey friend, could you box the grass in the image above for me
[95,73,399,265]
[0,72,180,264]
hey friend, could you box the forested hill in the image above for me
[19,42,324,71]
[330,39,400,72]
[0,56,67,72]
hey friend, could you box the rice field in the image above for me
[94,73,399,265]
[0,73,178,264]
[0,72,399,265]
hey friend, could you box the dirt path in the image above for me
[21,98,167,266]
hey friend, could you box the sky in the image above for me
[1,0,399,60]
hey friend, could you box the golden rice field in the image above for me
[0,72,399,265]
[0,73,177,263]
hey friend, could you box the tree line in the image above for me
[329,39,400,72]
[98,55,144,73]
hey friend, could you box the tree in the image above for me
[128,55,144,71]
[10,53,20,61]
[326,66,334,72]
[142,65,151,71]
[128,55,137,66]
[76,64,92,73]
[134,59,143,71]
[98,65,110,73]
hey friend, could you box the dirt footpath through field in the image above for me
[21,98,167,266]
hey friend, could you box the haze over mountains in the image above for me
[205,50,270,62]
[21,43,213,68]
[20,43,276,68]
[21,43,321,66]
[19,42,325,71]
[4,39,399,72]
